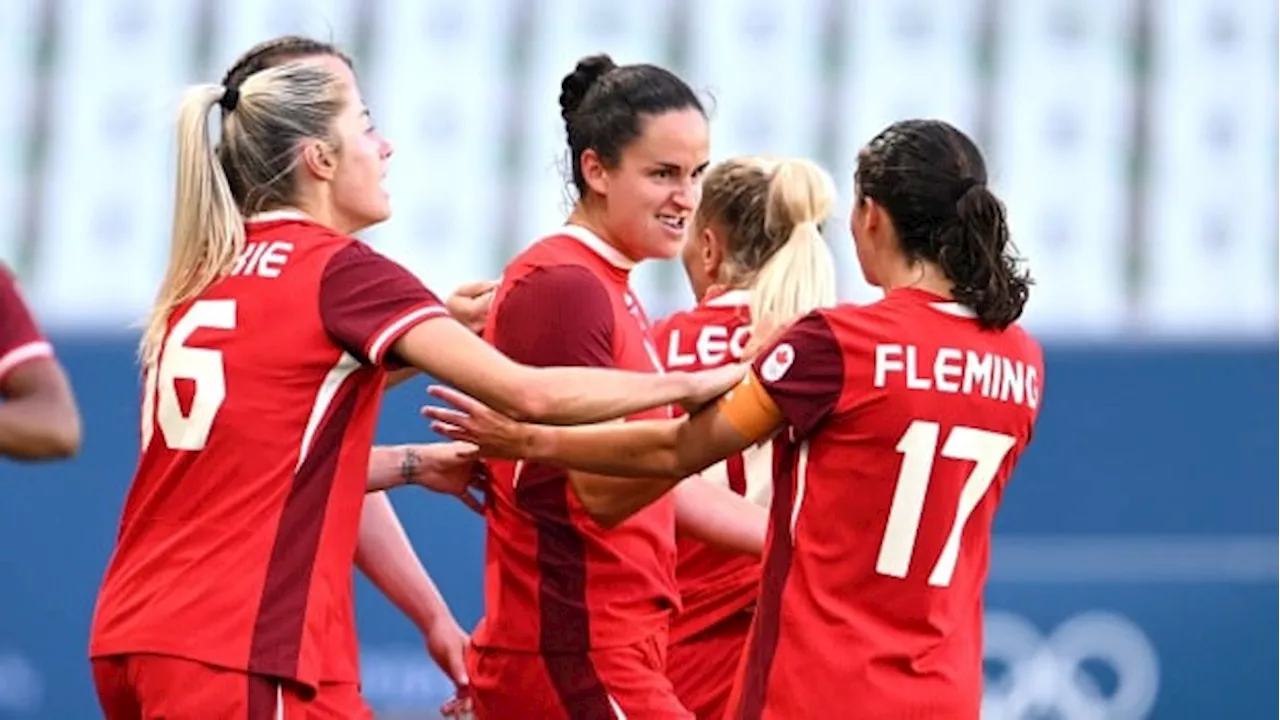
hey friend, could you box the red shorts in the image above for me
[668,608,753,720]
[91,654,372,720]
[467,632,693,720]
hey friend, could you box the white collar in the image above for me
[557,224,636,270]
[246,209,311,225]
[705,289,752,308]
[930,301,978,318]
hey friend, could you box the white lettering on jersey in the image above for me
[230,241,294,278]
[665,324,752,368]
[874,343,1040,409]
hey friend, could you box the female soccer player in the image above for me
[462,54,765,720]
[215,36,489,712]
[429,119,1044,720]
[0,263,80,460]
[87,42,739,720]
[654,155,838,719]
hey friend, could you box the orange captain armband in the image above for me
[716,370,784,443]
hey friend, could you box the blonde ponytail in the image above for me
[140,85,245,364]
[750,159,838,335]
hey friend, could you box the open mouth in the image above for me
[657,215,686,232]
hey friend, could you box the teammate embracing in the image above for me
[655,156,838,719]
[429,119,1044,720]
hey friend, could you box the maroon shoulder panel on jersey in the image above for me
[492,264,615,493]
[0,265,53,383]
[492,264,615,368]
[752,311,844,439]
[318,241,446,367]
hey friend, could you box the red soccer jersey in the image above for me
[89,213,448,692]
[473,224,678,653]
[654,289,773,643]
[728,288,1045,720]
[0,264,54,383]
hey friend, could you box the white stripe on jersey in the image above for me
[0,340,53,381]
[790,441,811,538]
[698,439,775,510]
[367,304,450,365]
[296,352,361,471]
[742,440,775,509]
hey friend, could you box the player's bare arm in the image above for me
[354,493,472,691]
[393,318,745,425]
[0,357,81,461]
[674,480,767,557]
[384,367,418,389]
[383,279,498,392]
[366,442,486,513]
[425,373,784,524]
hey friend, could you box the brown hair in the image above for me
[856,119,1031,329]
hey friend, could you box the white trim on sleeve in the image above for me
[0,341,53,382]
[366,304,450,365]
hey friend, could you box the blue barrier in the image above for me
[0,338,1275,719]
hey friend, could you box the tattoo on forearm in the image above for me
[400,447,421,484]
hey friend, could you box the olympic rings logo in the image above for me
[983,610,1160,720]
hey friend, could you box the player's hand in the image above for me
[406,442,489,514]
[423,386,532,460]
[678,362,749,414]
[425,614,473,718]
[439,689,474,720]
[445,279,498,334]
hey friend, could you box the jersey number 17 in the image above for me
[876,420,1016,587]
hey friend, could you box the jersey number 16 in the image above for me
[141,300,236,452]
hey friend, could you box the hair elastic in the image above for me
[219,86,239,112]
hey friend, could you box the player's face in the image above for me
[599,109,710,262]
[325,57,394,234]
[680,219,722,300]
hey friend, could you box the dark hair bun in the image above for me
[559,53,617,125]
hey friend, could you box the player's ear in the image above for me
[858,195,889,240]
[580,149,609,197]
[300,139,338,182]
[701,226,723,278]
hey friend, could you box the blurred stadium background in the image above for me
[0,0,1276,718]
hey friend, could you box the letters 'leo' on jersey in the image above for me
[730,287,1045,720]
[653,288,778,643]
[90,214,448,694]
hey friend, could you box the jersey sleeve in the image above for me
[0,266,54,384]
[491,265,615,368]
[751,310,844,439]
[492,265,615,490]
[319,241,449,367]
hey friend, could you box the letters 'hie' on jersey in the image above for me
[89,214,448,693]
[730,287,1045,720]
[0,264,54,383]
